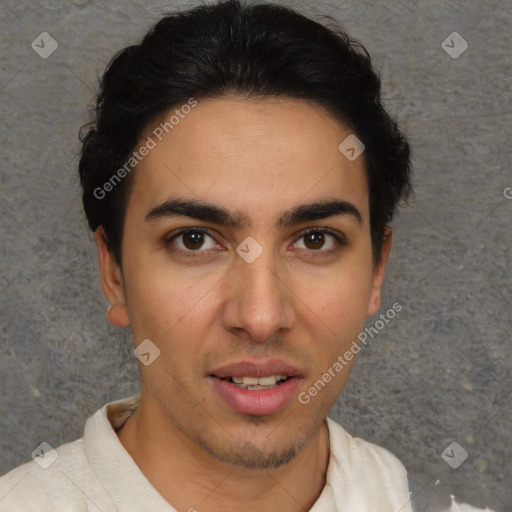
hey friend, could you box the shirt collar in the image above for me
[85,394,409,512]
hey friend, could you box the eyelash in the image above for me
[165,227,347,259]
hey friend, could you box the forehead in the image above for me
[127,97,369,225]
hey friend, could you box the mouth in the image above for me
[207,360,304,415]
[220,374,292,390]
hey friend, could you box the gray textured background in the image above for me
[0,0,511,510]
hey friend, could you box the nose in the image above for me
[222,242,296,344]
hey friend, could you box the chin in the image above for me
[200,437,305,469]
[195,413,324,470]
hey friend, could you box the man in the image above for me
[0,1,496,510]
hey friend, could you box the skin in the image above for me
[95,96,392,512]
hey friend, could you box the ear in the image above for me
[94,226,130,327]
[366,227,392,318]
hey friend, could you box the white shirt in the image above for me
[0,395,494,511]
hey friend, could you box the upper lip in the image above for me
[209,359,304,379]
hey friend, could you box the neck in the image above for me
[116,395,330,512]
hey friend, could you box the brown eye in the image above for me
[303,231,326,250]
[295,229,342,252]
[182,231,206,250]
[166,228,218,255]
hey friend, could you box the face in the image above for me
[97,96,390,468]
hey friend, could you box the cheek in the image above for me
[298,266,373,332]
[125,258,219,346]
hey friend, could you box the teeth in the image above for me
[258,375,277,386]
[230,375,287,386]
[242,376,260,386]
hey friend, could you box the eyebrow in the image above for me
[145,197,362,228]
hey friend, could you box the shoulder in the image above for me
[326,416,408,478]
[325,417,413,510]
[0,437,100,511]
[0,396,140,512]
[325,421,498,512]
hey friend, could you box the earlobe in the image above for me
[366,228,392,318]
[94,226,131,327]
[106,303,130,327]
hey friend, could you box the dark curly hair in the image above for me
[78,0,412,268]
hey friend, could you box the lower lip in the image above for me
[208,376,302,416]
